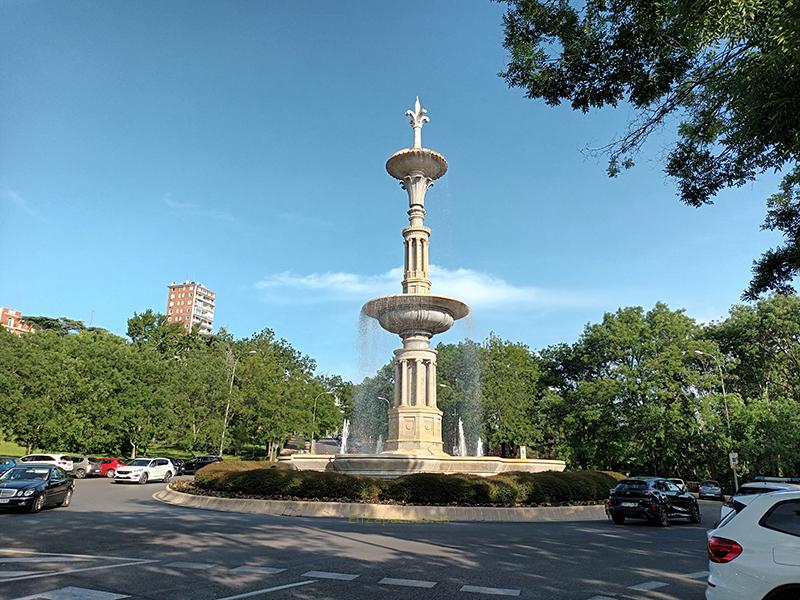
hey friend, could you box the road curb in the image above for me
[153,487,608,522]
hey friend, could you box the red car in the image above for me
[92,458,125,478]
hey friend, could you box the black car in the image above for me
[606,477,701,526]
[0,464,74,512]
[183,455,222,474]
[168,458,186,475]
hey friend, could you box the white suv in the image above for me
[707,490,800,600]
[113,458,175,484]
[19,454,74,472]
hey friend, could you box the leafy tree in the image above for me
[498,0,800,296]
[480,334,546,457]
[437,340,483,455]
[544,303,725,475]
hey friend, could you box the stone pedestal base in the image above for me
[384,405,444,455]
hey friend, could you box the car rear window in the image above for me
[701,481,720,486]
[736,487,780,496]
[761,500,800,537]
[616,480,649,490]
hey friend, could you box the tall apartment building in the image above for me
[1,307,33,336]
[166,281,215,335]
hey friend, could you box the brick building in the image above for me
[166,281,215,335]
[1,307,33,336]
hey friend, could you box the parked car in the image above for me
[65,456,91,479]
[92,457,125,478]
[668,478,689,493]
[183,455,222,474]
[706,490,800,600]
[0,456,17,474]
[699,480,725,501]
[113,458,175,484]
[167,458,186,475]
[719,481,800,523]
[0,464,74,512]
[19,454,74,472]
[606,477,701,526]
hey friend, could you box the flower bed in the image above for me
[187,461,624,507]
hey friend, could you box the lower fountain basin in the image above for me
[280,453,566,479]
[362,294,470,337]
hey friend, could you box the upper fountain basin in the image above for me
[363,294,470,337]
[386,148,448,181]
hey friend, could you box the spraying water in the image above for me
[457,418,467,457]
[340,418,350,454]
[476,437,484,457]
[375,434,384,454]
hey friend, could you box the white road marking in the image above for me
[0,571,49,578]
[460,584,520,596]
[166,561,216,570]
[686,571,709,579]
[0,557,90,564]
[379,577,437,588]
[628,581,669,591]
[301,570,359,581]
[0,550,149,562]
[0,559,158,583]
[231,566,287,575]
[11,586,129,600]
[215,580,316,599]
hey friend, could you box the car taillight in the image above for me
[58,461,67,465]
[708,537,743,563]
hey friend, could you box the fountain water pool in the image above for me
[281,98,565,478]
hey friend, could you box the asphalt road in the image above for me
[0,478,717,600]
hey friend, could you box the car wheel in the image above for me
[74,468,86,479]
[139,472,149,485]
[657,507,670,527]
[611,513,625,525]
[106,469,116,478]
[60,489,73,508]
[690,503,701,523]
[28,494,45,513]
[163,471,173,483]
[650,507,669,527]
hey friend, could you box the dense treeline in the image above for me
[2,295,798,488]
[355,295,800,487]
[0,310,349,458]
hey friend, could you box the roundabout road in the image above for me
[0,478,714,600]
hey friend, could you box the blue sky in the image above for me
[1,1,783,381]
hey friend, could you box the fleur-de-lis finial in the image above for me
[405,96,429,148]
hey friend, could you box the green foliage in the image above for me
[498,0,800,297]
[0,311,346,458]
[194,460,623,506]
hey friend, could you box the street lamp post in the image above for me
[311,390,334,454]
[219,350,257,457]
[695,350,739,491]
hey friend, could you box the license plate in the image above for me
[621,502,638,507]
[0,499,9,503]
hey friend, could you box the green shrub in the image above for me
[192,461,624,507]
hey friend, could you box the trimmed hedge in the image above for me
[193,461,625,506]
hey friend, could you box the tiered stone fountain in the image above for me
[282,99,565,478]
